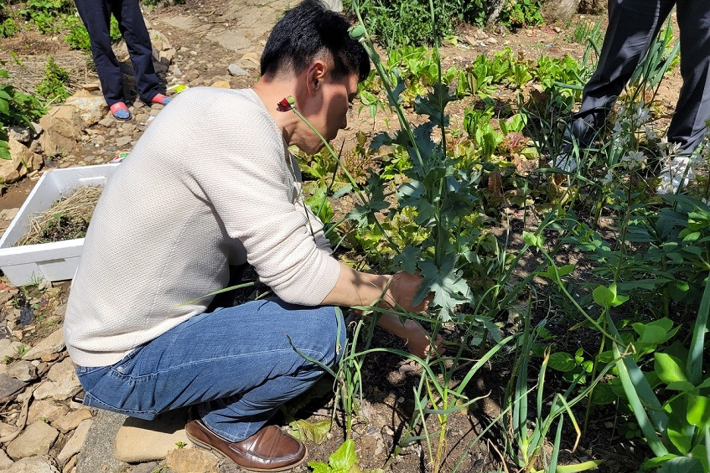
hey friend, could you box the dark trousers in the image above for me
[74,0,160,106]
[575,0,710,154]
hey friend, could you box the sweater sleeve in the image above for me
[185,94,340,306]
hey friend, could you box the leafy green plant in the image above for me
[499,0,544,29]
[35,56,71,104]
[346,0,486,49]
[64,14,121,51]
[309,440,383,473]
[19,0,74,34]
[0,69,46,160]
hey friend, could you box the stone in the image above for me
[2,456,59,473]
[113,409,189,462]
[210,81,230,89]
[28,399,69,424]
[115,136,133,148]
[6,361,37,382]
[0,373,27,401]
[227,64,248,76]
[22,328,64,361]
[134,113,150,123]
[0,139,43,185]
[8,126,32,143]
[52,408,92,433]
[130,462,159,473]
[0,341,21,360]
[0,420,17,438]
[63,454,78,473]
[76,410,129,473]
[98,117,114,127]
[165,448,219,473]
[64,90,109,127]
[57,419,92,465]
[39,106,83,156]
[33,358,81,402]
[6,421,59,459]
[0,448,12,468]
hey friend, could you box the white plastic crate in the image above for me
[0,164,120,286]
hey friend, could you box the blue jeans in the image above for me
[75,299,345,442]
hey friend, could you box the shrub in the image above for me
[0,69,46,159]
[346,0,486,49]
[35,56,72,104]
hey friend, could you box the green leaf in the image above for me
[308,461,331,473]
[523,231,543,248]
[655,352,688,384]
[658,456,704,473]
[547,352,576,372]
[392,245,421,274]
[289,419,331,445]
[329,440,358,471]
[687,395,710,429]
[416,253,472,321]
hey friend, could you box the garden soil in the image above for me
[0,1,687,472]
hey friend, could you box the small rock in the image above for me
[184,70,200,82]
[7,361,38,382]
[0,373,27,401]
[57,419,92,465]
[53,304,67,317]
[52,408,92,433]
[38,106,84,156]
[33,358,81,402]
[0,420,17,438]
[211,81,230,89]
[98,117,114,127]
[2,456,59,473]
[172,65,183,76]
[8,126,32,144]
[28,399,69,424]
[65,90,109,127]
[6,420,59,459]
[166,448,219,473]
[22,328,64,361]
[227,64,248,76]
[487,37,498,44]
[134,113,150,123]
[115,136,133,148]
[63,454,78,473]
[131,462,159,473]
[114,410,189,462]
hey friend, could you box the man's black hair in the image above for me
[260,0,370,83]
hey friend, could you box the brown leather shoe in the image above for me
[185,409,306,472]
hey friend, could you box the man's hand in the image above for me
[376,313,444,359]
[384,271,431,312]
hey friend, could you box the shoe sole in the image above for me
[186,430,307,472]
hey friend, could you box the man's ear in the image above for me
[306,60,328,96]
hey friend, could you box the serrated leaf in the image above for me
[414,83,454,127]
[392,245,421,274]
[416,254,472,321]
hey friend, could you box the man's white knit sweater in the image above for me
[64,87,342,367]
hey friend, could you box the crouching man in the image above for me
[63,1,442,471]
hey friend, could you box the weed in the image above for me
[35,56,71,104]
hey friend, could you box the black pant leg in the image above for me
[74,0,124,105]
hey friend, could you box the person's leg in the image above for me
[75,299,346,440]
[569,0,675,146]
[667,0,710,154]
[111,0,162,103]
[73,0,124,106]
